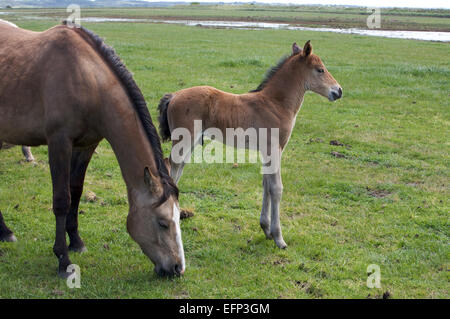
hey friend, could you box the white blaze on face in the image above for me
[0,19,18,28]
[172,203,185,272]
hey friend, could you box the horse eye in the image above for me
[158,220,169,229]
[317,68,324,73]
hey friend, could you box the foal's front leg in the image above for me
[67,145,98,253]
[48,136,73,278]
[267,169,287,249]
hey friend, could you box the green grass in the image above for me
[0,17,449,299]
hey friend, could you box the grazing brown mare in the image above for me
[0,142,35,162]
[158,41,342,249]
[0,20,184,278]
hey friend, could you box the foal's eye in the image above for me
[158,220,169,229]
[317,68,325,74]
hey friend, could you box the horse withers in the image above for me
[0,20,184,278]
[158,41,342,249]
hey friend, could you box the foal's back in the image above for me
[168,85,284,132]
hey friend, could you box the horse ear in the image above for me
[292,42,302,55]
[303,40,312,57]
[144,167,157,191]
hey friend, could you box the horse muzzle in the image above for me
[328,87,343,101]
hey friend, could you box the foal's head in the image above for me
[292,41,342,101]
[127,167,184,277]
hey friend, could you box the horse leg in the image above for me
[67,144,97,253]
[21,146,34,162]
[267,168,287,249]
[260,174,272,239]
[170,133,202,185]
[48,135,73,278]
[170,156,186,185]
[0,211,17,242]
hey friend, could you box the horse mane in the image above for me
[63,21,178,206]
[250,54,293,93]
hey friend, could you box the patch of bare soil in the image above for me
[330,140,352,149]
[366,187,392,198]
[330,151,346,158]
[307,137,324,144]
[295,281,323,297]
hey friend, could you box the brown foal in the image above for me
[0,21,184,277]
[158,41,342,249]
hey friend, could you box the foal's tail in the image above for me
[157,93,173,142]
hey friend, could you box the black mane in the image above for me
[250,54,291,93]
[65,21,178,205]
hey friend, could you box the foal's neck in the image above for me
[260,62,306,117]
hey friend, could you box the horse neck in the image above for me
[100,96,158,203]
[260,62,306,115]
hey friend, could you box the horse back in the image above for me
[0,25,114,146]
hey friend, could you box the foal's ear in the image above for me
[292,42,302,55]
[302,40,312,57]
[144,167,158,192]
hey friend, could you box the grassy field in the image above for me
[1,5,450,31]
[0,11,449,298]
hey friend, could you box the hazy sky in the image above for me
[143,0,450,9]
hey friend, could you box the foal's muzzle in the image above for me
[329,87,343,101]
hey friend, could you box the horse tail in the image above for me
[157,93,173,142]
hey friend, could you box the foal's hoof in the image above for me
[0,233,17,242]
[68,245,87,253]
[275,239,287,249]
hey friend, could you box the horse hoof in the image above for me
[274,239,287,249]
[0,234,17,242]
[276,242,287,249]
[58,270,72,279]
[68,245,87,253]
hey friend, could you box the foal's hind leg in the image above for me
[48,135,74,278]
[0,211,17,242]
[170,133,202,185]
[21,146,35,162]
[67,144,98,253]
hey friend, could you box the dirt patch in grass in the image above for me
[307,137,324,144]
[331,151,346,158]
[366,187,392,198]
[273,257,290,266]
[295,281,323,297]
